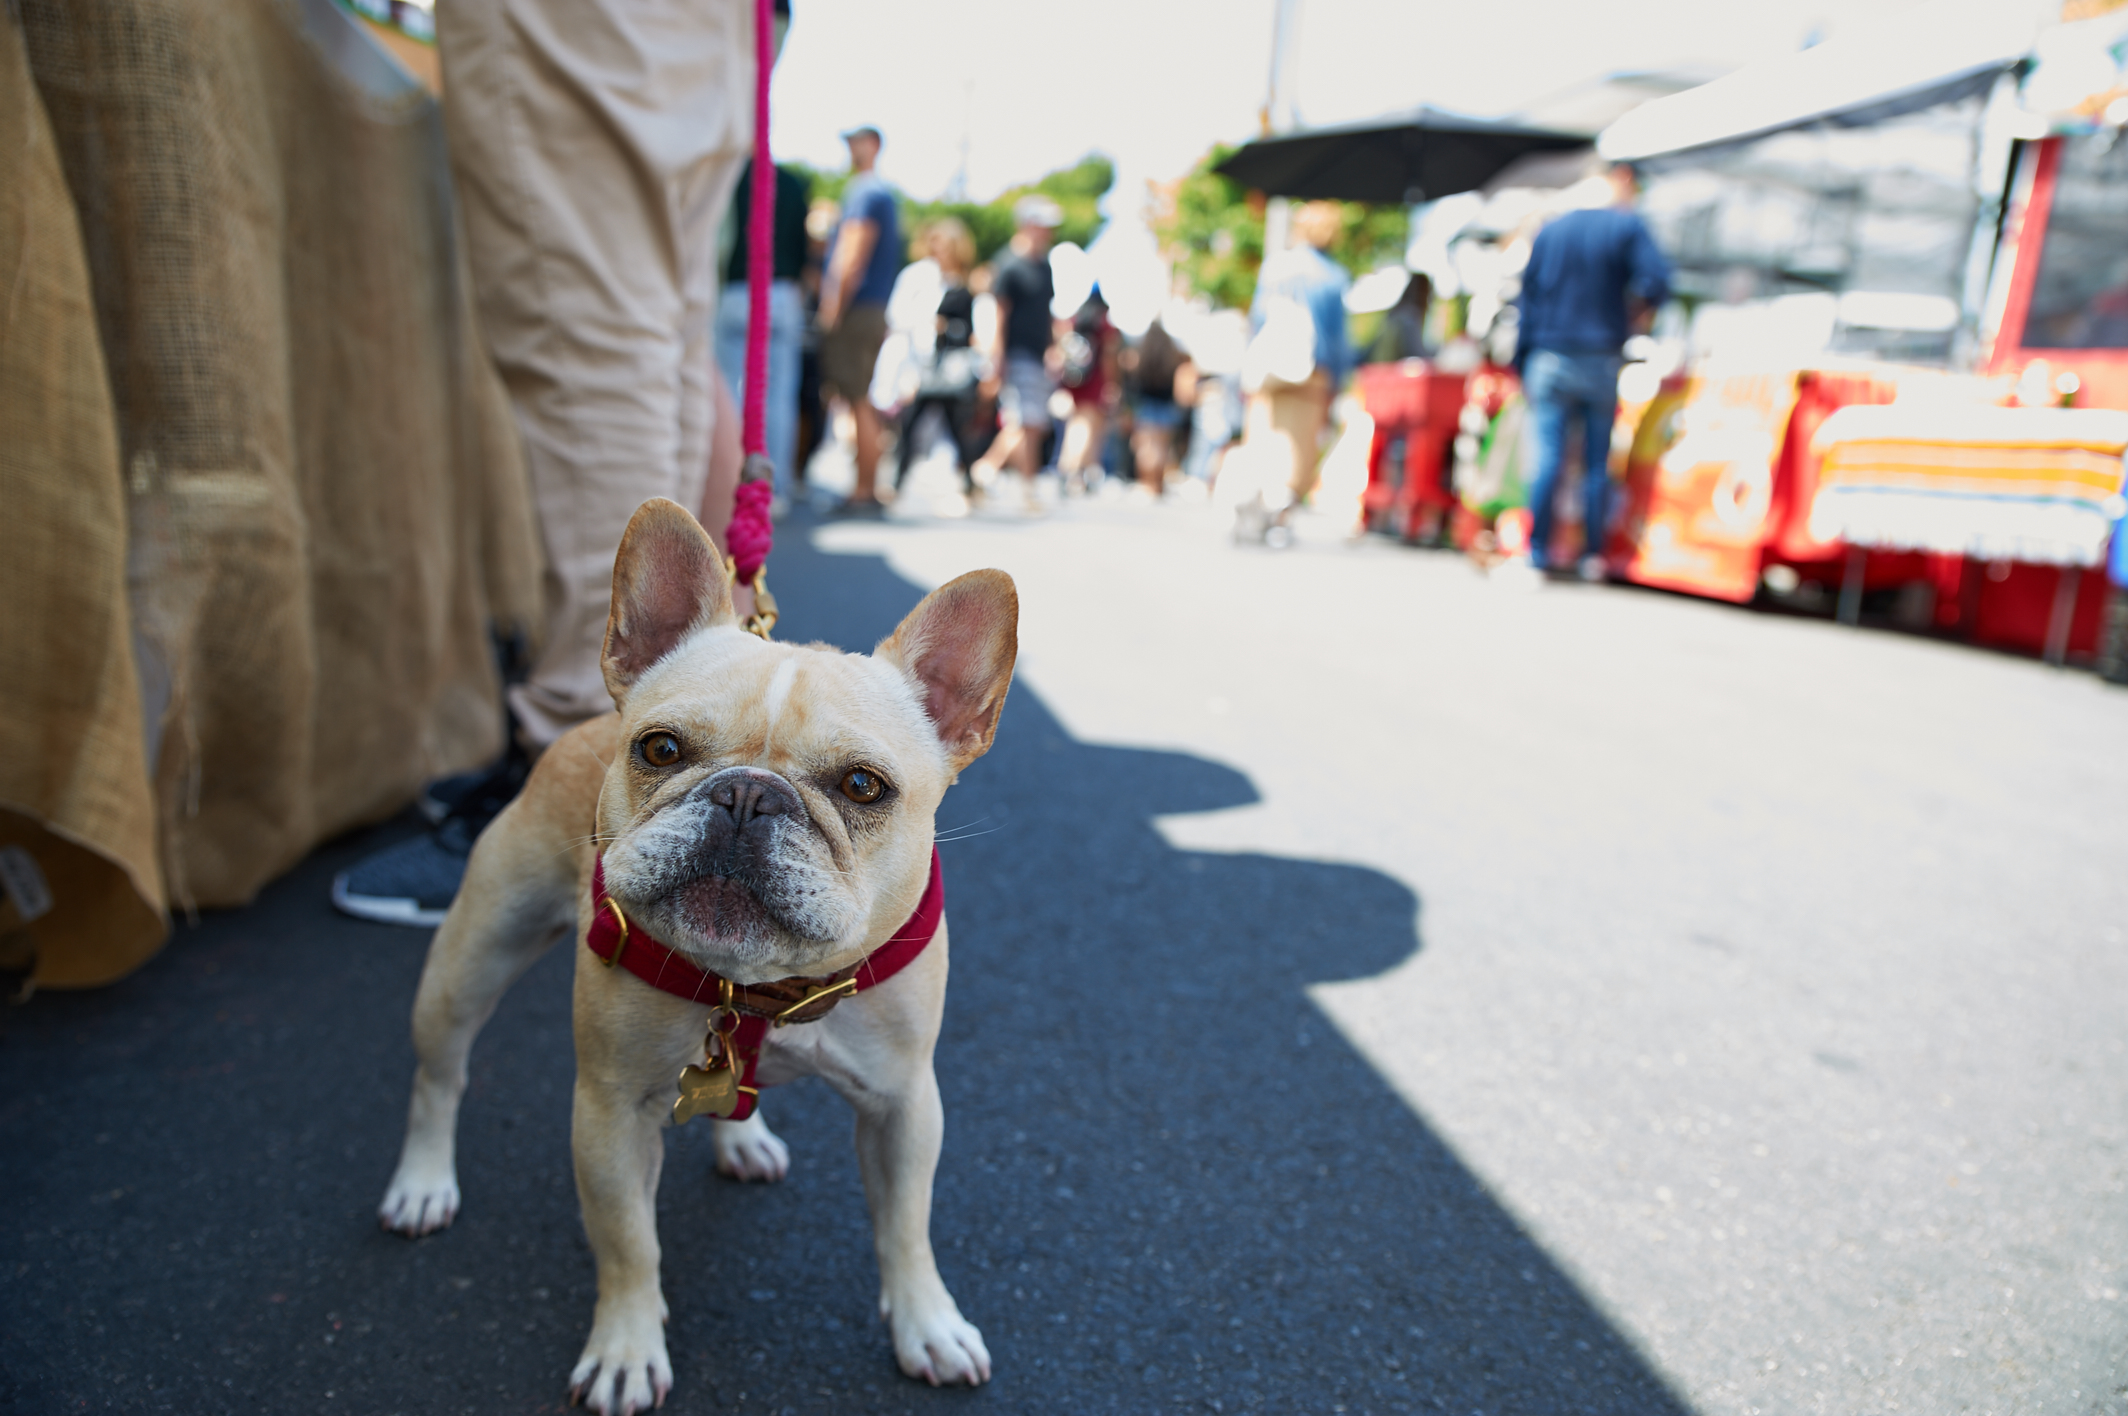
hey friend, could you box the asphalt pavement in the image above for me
[5,487,2125,1416]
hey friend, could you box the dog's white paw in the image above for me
[711,1111,790,1183]
[882,1286,990,1386]
[567,1305,672,1416]
[378,1162,460,1237]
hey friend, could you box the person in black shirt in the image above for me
[714,159,815,501]
[894,219,983,493]
[972,195,1063,501]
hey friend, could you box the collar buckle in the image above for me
[770,975,858,1026]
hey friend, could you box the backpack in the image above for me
[1059,304,1106,389]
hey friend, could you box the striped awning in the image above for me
[1810,404,2128,566]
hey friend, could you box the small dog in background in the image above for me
[377,498,1016,1414]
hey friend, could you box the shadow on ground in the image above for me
[0,515,1692,1416]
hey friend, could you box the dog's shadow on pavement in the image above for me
[0,517,1692,1416]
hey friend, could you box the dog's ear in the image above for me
[877,570,1018,774]
[601,498,736,706]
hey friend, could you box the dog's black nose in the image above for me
[702,767,802,826]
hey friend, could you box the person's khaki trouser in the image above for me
[1246,371,1332,504]
[439,0,752,747]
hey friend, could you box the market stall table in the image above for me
[1810,402,2128,662]
[1356,360,1470,540]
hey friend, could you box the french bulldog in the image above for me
[377,498,1016,1414]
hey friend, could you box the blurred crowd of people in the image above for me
[712,128,1370,522]
[708,116,1685,555]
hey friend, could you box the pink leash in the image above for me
[728,0,776,628]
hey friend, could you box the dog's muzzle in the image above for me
[619,764,854,949]
[703,766,803,826]
[682,766,808,876]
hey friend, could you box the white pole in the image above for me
[1261,0,1303,253]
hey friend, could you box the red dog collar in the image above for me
[585,850,943,1122]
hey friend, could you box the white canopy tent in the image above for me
[1598,0,2041,163]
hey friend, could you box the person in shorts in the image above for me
[1244,200,1351,515]
[817,124,900,511]
[333,0,759,926]
[1127,315,1195,495]
[972,195,1062,498]
[1056,291,1119,492]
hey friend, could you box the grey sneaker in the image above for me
[340,746,529,926]
[332,815,480,928]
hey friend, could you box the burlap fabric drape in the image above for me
[2,0,543,986]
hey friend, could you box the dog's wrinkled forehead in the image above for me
[624,629,942,773]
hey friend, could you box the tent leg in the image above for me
[2044,565,2081,667]
[1837,546,1866,626]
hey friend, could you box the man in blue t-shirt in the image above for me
[819,125,902,510]
[1514,161,1671,577]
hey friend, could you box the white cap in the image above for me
[1014,194,1064,228]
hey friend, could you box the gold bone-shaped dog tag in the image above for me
[673,1023,748,1126]
[673,1057,741,1125]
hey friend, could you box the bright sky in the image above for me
[771,0,1939,209]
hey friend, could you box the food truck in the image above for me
[1589,2,2128,664]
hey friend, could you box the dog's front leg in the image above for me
[380,822,575,1237]
[851,1062,992,1386]
[568,1071,670,1415]
[567,981,699,1415]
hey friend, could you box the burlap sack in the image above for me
[5,0,543,984]
[0,14,167,987]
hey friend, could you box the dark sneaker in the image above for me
[332,816,481,927]
[335,747,527,927]
[417,768,488,824]
[417,743,530,824]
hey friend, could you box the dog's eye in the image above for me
[839,767,886,804]
[638,731,683,768]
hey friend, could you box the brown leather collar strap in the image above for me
[585,849,944,1015]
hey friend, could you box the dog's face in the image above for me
[592,500,1016,980]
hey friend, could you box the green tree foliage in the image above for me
[1330,203,1412,283]
[786,160,846,208]
[1153,145,1412,310]
[785,154,1114,267]
[1152,144,1265,311]
[905,153,1112,264]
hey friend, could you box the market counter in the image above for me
[1355,361,1470,540]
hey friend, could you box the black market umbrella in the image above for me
[1214,106,1589,204]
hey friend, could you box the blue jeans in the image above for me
[1523,349,1623,569]
[713,279,804,499]
[1185,375,1240,481]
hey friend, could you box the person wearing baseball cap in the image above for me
[971,194,1064,503]
[818,124,900,512]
